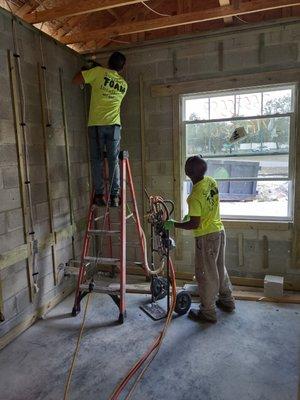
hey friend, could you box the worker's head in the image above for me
[185,155,207,181]
[108,52,126,72]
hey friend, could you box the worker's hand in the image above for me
[183,214,190,222]
[163,219,176,231]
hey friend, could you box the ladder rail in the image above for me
[73,190,95,309]
[125,158,148,276]
[72,150,146,322]
[119,156,127,320]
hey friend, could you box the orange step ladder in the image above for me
[71,150,147,323]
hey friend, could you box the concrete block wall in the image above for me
[95,20,300,283]
[0,9,89,339]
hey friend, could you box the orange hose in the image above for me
[109,259,177,400]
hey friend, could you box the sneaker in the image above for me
[216,299,235,312]
[188,308,217,323]
[110,195,119,207]
[94,194,106,207]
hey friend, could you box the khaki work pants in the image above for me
[195,230,234,318]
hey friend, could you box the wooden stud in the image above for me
[262,235,269,269]
[219,0,234,24]
[59,68,75,259]
[0,280,4,322]
[218,41,224,71]
[258,32,265,64]
[139,75,147,230]
[37,63,57,285]
[7,50,35,302]
[61,0,300,44]
[238,233,244,267]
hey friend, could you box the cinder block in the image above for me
[0,228,24,253]
[30,182,48,204]
[52,180,68,199]
[223,49,260,71]
[0,75,11,99]
[157,60,174,79]
[28,145,45,166]
[7,208,23,231]
[3,165,19,188]
[127,63,157,83]
[0,119,15,145]
[263,43,298,66]
[147,112,172,129]
[48,145,66,163]
[223,33,259,50]
[177,41,218,58]
[36,253,54,278]
[52,197,69,217]
[25,123,44,145]
[29,165,47,184]
[16,286,31,314]
[3,295,18,322]
[264,275,284,297]
[2,261,28,301]
[0,211,6,234]
[0,144,17,165]
[126,48,169,65]
[189,54,219,75]
[0,188,21,212]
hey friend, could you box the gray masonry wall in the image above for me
[95,19,300,285]
[0,9,89,339]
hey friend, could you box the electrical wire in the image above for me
[235,15,248,24]
[63,293,92,400]
[141,1,172,17]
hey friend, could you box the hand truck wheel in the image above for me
[174,291,191,315]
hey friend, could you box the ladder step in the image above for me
[88,229,120,236]
[84,256,120,265]
[80,283,120,295]
[64,266,80,276]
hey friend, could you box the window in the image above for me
[182,85,295,220]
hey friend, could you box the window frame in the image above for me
[181,84,297,222]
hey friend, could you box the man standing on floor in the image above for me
[164,155,235,323]
[72,52,128,207]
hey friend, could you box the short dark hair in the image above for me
[185,155,207,178]
[108,52,126,71]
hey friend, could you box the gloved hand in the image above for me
[163,219,176,231]
[183,214,190,222]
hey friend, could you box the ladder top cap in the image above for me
[119,150,129,160]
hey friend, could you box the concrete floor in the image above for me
[0,289,299,400]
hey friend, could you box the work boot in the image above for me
[216,299,235,312]
[94,194,106,207]
[188,308,217,323]
[110,195,119,207]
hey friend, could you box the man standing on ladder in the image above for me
[73,52,128,207]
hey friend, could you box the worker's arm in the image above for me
[174,216,200,230]
[72,71,85,85]
[164,216,200,231]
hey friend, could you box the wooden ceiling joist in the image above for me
[24,0,148,24]
[219,0,233,24]
[60,0,300,45]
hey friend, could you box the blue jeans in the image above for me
[88,125,121,196]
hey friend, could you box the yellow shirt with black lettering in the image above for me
[187,176,224,237]
[82,66,127,126]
